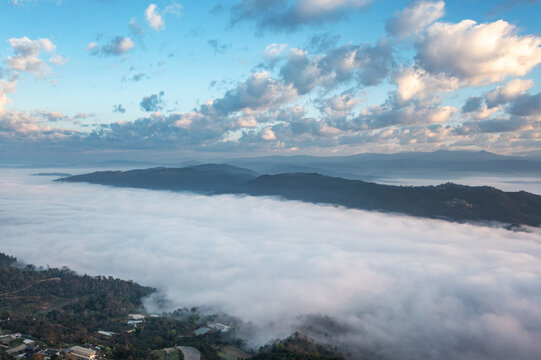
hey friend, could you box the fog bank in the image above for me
[1,170,541,360]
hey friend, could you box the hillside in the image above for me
[240,173,541,226]
[0,253,347,360]
[58,164,259,193]
[56,166,541,227]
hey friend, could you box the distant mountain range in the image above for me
[9,150,541,181]
[57,164,541,228]
[227,150,541,181]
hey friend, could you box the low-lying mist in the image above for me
[1,169,541,360]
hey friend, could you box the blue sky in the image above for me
[1,0,541,162]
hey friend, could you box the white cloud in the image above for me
[0,37,66,111]
[114,37,134,53]
[361,103,457,129]
[7,37,57,78]
[386,0,445,39]
[416,19,541,85]
[0,110,50,137]
[264,43,288,60]
[210,71,298,115]
[143,2,182,31]
[36,110,65,122]
[318,91,364,119]
[145,4,165,31]
[394,67,460,103]
[473,104,500,120]
[485,78,534,108]
[279,41,393,94]
[2,172,541,360]
[261,127,277,140]
[0,80,16,111]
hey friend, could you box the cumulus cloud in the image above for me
[317,90,363,119]
[0,79,17,111]
[140,91,165,112]
[37,110,65,122]
[260,127,277,140]
[0,37,67,112]
[2,172,541,360]
[279,40,393,94]
[508,91,541,117]
[144,2,182,31]
[87,37,134,56]
[394,67,460,103]
[210,72,297,115]
[0,110,79,140]
[145,4,164,31]
[7,37,56,77]
[386,0,445,39]
[230,0,371,32]
[416,19,541,85]
[358,102,457,129]
[485,78,534,108]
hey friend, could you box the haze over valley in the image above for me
[3,169,541,360]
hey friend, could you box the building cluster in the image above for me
[1,314,234,359]
[0,331,103,360]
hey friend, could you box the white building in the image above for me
[70,346,96,360]
[209,323,231,332]
[128,314,145,320]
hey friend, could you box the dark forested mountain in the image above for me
[57,166,541,227]
[240,173,541,226]
[58,164,259,193]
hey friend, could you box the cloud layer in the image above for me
[2,1,541,159]
[1,170,541,360]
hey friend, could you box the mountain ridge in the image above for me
[57,165,541,228]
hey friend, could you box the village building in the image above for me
[69,346,96,360]
[97,330,115,337]
[128,314,145,320]
[209,323,231,332]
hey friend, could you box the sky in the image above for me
[1,0,541,163]
[2,169,541,359]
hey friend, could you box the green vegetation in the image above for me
[0,253,347,360]
[252,333,345,360]
[0,253,212,359]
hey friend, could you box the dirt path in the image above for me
[0,278,60,298]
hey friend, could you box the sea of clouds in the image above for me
[1,169,541,360]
